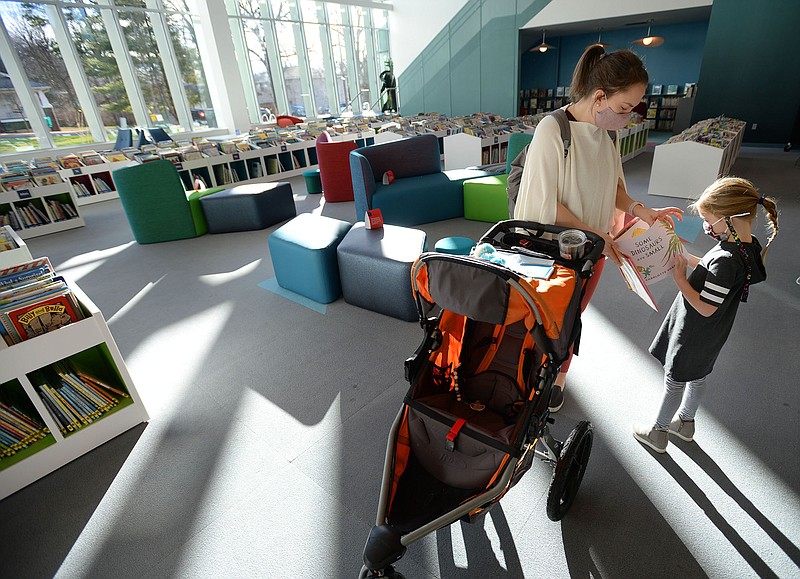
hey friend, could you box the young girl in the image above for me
[633,177,779,453]
[514,44,682,412]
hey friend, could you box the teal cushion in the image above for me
[435,236,476,255]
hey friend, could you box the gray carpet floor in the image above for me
[1,145,798,578]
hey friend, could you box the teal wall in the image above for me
[520,21,709,95]
[398,0,550,118]
[693,0,800,144]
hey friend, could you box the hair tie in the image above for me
[758,195,765,206]
[599,52,607,60]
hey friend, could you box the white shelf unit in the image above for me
[59,160,134,206]
[0,182,85,240]
[648,123,745,199]
[618,122,650,163]
[0,284,148,500]
[442,132,516,170]
[0,225,32,269]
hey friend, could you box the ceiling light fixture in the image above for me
[530,29,556,53]
[595,31,611,49]
[633,21,664,47]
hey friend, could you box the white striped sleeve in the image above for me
[699,279,730,305]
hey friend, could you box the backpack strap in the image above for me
[548,108,571,158]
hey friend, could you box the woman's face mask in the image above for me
[595,96,632,131]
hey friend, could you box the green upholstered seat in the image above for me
[462,132,534,223]
[112,160,222,244]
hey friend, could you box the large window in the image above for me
[228,0,391,121]
[0,0,392,154]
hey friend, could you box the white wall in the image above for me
[522,0,713,29]
[388,0,469,76]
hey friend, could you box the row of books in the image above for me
[0,401,48,459]
[14,203,51,229]
[1,159,66,192]
[664,116,746,148]
[0,257,85,346]
[30,361,128,435]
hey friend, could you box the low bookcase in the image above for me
[0,284,148,500]
[0,182,85,240]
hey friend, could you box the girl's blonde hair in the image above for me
[690,176,779,258]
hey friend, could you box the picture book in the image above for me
[614,218,686,309]
[615,218,686,284]
[2,289,83,343]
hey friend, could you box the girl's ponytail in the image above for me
[759,195,779,259]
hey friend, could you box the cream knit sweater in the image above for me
[514,111,625,234]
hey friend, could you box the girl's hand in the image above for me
[637,206,684,228]
[671,254,688,283]
[600,232,625,266]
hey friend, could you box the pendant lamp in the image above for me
[633,22,664,47]
[530,30,556,53]
[594,32,611,49]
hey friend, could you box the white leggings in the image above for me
[654,374,707,430]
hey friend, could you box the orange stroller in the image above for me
[359,220,604,578]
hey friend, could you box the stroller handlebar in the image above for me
[478,220,605,272]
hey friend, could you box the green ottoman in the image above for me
[435,236,475,256]
[303,169,323,194]
[463,174,510,223]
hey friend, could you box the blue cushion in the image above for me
[268,214,352,303]
[435,236,476,255]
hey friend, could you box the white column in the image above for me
[145,0,192,130]
[44,4,107,142]
[98,1,150,128]
[192,0,250,133]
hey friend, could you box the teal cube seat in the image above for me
[303,169,323,194]
[268,213,352,303]
[434,236,476,256]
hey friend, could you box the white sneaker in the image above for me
[668,417,695,442]
[632,423,668,453]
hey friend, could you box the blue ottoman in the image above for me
[200,182,296,233]
[435,236,475,256]
[268,213,352,303]
[336,223,427,321]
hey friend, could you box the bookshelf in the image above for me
[0,283,148,500]
[648,116,746,199]
[0,181,85,240]
[518,87,568,116]
[0,225,32,269]
[59,160,134,206]
[443,132,516,170]
[646,94,682,132]
[618,121,650,162]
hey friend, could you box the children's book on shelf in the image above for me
[0,226,20,251]
[0,257,86,345]
[614,218,687,310]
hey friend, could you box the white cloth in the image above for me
[513,111,625,234]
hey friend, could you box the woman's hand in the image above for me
[636,206,684,228]
[671,254,688,283]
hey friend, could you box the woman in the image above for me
[515,44,682,412]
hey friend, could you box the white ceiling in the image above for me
[520,0,713,37]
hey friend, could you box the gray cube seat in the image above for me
[336,223,427,321]
[200,182,296,233]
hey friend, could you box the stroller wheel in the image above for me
[546,420,593,521]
